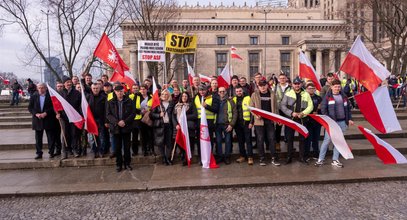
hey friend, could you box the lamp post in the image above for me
[41,10,50,83]
[258,9,271,75]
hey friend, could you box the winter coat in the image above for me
[86,91,106,125]
[321,91,352,125]
[249,89,278,126]
[150,101,174,146]
[28,92,57,131]
[172,102,198,138]
[106,96,136,134]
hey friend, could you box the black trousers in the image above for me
[274,110,284,143]
[114,132,131,167]
[255,120,277,159]
[235,121,253,158]
[131,127,140,155]
[285,126,306,159]
[160,123,173,161]
[64,122,80,154]
[35,129,55,156]
[140,123,153,154]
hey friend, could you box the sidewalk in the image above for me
[0,155,406,197]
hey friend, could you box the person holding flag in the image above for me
[106,85,136,172]
[250,79,280,166]
[57,76,83,158]
[280,77,313,164]
[173,92,198,166]
[315,79,354,168]
[86,83,107,158]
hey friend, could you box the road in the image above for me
[1,181,406,219]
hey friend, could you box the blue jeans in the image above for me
[235,121,253,158]
[89,125,108,154]
[305,122,322,159]
[11,91,19,105]
[216,124,232,159]
[109,132,116,154]
[318,120,347,161]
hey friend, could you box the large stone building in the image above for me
[120,0,376,82]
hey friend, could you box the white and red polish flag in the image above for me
[247,106,309,138]
[47,83,84,129]
[199,74,211,83]
[151,76,160,109]
[217,63,231,89]
[308,114,354,160]
[358,126,407,164]
[110,71,137,87]
[230,46,243,60]
[340,35,390,92]
[175,106,192,166]
[186,59,196,85]
[354,86,401,134]
[80,81,98,136]
[200,97,219,169]
[299,51,322,91]
[94,33,129,77]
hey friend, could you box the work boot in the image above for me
[236,156,246,163]
[248,157,254,165]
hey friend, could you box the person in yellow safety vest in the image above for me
[102,82,117,158]
[280,77,313,165]
[129,88,144,156]
[215,86,237,165]
[138,84,154,156]
[194,84,219,163]
[233,86,254,165]
[396,74,404,98]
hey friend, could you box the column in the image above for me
[316,49,323,76]
[340,51,346,66]
[305,50,311,61]
[329,49,336,73]
[129,48,138,79]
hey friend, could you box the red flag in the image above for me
[299,51,322,91]
[309,114,353,160]
[80,82,98,136]
[247,106,309,138]
[354,86,401,134]
[93,33,129,76]
[0,76,10,85]
[230,46,243,60]
[47,84,84,129]
[358,126,407,164]
[200,97,218,169]
[109,71,137,87]
[339,35,390,92]
[199,74,211,83]
[151,76,160,109]
[175,106,192,166]
[217,63,230,89]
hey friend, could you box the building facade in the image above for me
[44,57,63,88]
[120,0,366,82]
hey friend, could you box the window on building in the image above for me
[216,53,227,74]
[250,36,258,45]
[282,36,290,45]
[183,54,195,80]
[280,52,291,75]
[248,52,259,77]
[217,36,226,45]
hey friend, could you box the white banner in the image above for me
[137,40,165,62]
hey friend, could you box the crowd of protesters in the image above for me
[25,71,404,172]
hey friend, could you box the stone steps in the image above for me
[0,116,31,122]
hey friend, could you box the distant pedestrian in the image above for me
[26,78,37,97]
[10,79,22,106]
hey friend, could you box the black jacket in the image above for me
[60,88,82,121]
[172,102,198,137]
[28,92,57,130]
[150,101,174,146]
[106,96,136,134]
[86,91,106,123]
[11,82,22,93]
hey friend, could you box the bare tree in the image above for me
[0,0,125,81]
[341,0,407,75]
[124,0,179,80]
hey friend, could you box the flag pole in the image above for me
[58,119,68,149]
[170,140,177,161]
[93,134,98,148]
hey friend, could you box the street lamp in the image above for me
[41,9,51,83]
[258,8,271,75]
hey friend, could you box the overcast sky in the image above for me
[0,0,265,80]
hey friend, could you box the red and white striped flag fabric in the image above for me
[80,81,98,136]
[247,106,309,138]
[175,106,192,166]
[200,97,219,169]
[199,74,211,83]
[217,63,231,89]
[299,51,322,91]
[358,126,407,164]
[151,76,160,109]
[47,83,84,129]
[340,35,390,92]
[109,71,137,88]
[354,86,401,134]
[309,114,354,160]
[186,59,196,86]
[230,46,243,60]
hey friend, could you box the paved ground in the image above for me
[0,180,406,219]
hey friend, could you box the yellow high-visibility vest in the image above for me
[129,94,142,120]
[233,96,251,121]
[195,95,215,119]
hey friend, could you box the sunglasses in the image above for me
[219,91,226,93]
